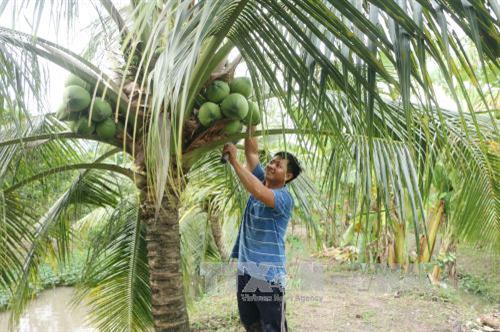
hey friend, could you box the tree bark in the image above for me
[419,200,445,263]
[430,231,458,287]
[140,187,190,331]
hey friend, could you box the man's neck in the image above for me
[265,180,285,189]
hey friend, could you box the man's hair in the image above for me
[273,151,302,183]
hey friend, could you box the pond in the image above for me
[0,287,96,332]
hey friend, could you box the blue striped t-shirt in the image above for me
[230,163,293,286]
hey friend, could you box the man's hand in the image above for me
[225,143,276,208]
[223,143,238,165]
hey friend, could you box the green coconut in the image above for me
[96,118,117,140]
[243,101,261,125]
[198,102,222,127]
[64,85,91,112]
[220,93,248,120]
[64,73,90,90]
[90,98,112,122]
[229,77,252,98]
[206,80,230,103]
[71,117,95,135]
[223,120,243,135]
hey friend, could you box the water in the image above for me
[0,287,96,332]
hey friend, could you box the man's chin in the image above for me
[265,175,277,183]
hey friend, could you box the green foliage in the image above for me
[0,251,86,311]
[458,273,500,303]
[75,200,153,332]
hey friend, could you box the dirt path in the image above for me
[189,235,498,331]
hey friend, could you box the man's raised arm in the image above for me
[245,125,259,172]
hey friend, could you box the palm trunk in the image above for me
[394,222,408,270]
[430,230,458,287]
[419,200,444,263]
[140,188,190,331]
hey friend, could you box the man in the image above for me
[223,126,301,332]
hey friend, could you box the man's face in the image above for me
[265,156,292,185]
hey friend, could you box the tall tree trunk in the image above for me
[419,200,445,263]
[140,186,190,331]
[393,222,408,270]
[429,229,458,287]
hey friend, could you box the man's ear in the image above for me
[285,171,293,182]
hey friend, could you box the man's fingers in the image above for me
[223,143,234,152]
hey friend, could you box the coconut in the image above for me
[96,118,117,140]
[64,85,91,112]
[90,98,112,122]
[71,117,95,135]
[243,101,261,125]
[220,93,248,120]
[206,80,230,103]
[64,73,90,90]
[198,102,222,127]
[229,77,252,98]
[223,120,243,135]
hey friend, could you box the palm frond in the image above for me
[75,199,152,332]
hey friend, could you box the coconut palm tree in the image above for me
[0,0,498,331]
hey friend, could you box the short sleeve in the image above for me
[271,188,293,217]
[251,163,265,182]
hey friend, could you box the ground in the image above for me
[188,228,499,332]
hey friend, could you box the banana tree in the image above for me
[0,0,498,331]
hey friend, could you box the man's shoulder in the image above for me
[273,186,293,201]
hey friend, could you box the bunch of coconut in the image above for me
[56,74,120,140]
[196,77,260,134]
